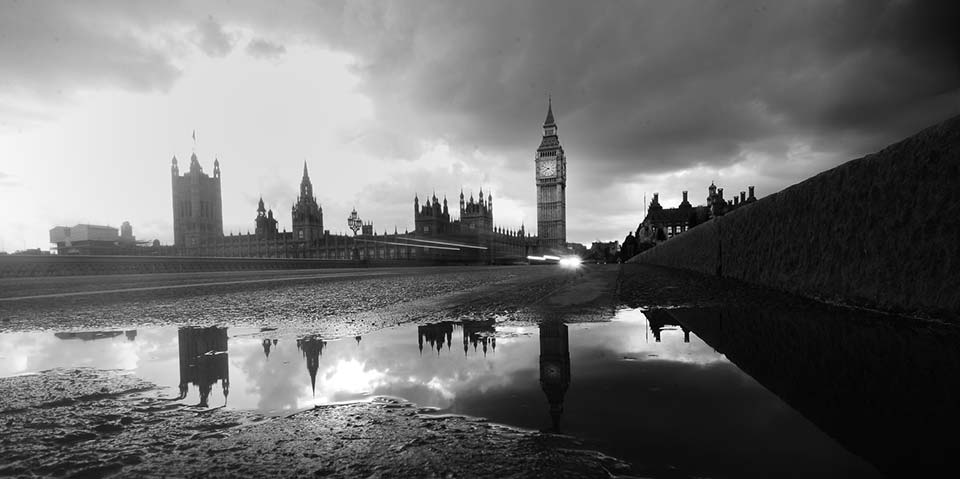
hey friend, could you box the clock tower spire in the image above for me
[535,97,567,252]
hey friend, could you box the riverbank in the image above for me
[0,368,628,478]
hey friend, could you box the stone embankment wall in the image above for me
[631,115,960,320]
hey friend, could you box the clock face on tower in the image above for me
[538,159,557,178]
[542,362,562,380]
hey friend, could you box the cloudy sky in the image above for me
[1,0,958,251]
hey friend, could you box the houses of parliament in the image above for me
[170,101,571,262]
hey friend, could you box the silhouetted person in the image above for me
[621,231,638,262]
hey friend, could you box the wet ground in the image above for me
[0,266,594,335]
[1,264,958,477]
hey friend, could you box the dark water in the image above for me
[3,307,958,478]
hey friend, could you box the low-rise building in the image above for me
[637,184,757,245]
[49,223,146,255]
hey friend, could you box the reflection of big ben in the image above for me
[177,326,230,407]
[539,321,571,431]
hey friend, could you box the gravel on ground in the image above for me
[0,368,631,478]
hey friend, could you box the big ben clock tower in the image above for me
[535,98,567,252]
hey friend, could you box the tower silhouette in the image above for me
[292,162,324,242]
[535,98,567,252]
[418,322,453,355]
[462,320,497,357]
[171,153,223,247]
[177,326,230,407]
[297,335,326,395]
[539,321,571,431]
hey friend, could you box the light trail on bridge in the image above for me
[0,270,403,302]
[353,238,461,251]
[396,237,489,250]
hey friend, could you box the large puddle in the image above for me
[11,307,947,478]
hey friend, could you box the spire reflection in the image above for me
[177,326,230,407]
[297,335,326,396]
[418,322,453,355]
[262,338,274,358]
[415,321,497,357]
[462,320,496,357]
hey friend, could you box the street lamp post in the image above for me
[347,208,362,236]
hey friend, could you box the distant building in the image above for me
[413,189,531,261]
[360,222,374,236]
[587,240,620,263]
[172,102,574,263]
[10,248,50,256]
[414,193,452,235]
[171,152,223,247]
[49,222,152,255]
[291,162,324,242]
[460,190,493,233]
[637,184,757,244]
[51,224,116,255]
[254,197,279,238]
[414,189,500,236]
[705,183,757,219]
[120,221,135,243]
[567,242,587,257]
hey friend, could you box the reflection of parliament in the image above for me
[177,321,574,430]
[171,101,570,262]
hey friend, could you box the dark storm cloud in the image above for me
[284,0,960,189]
[0,1,180,96]
[246,38,286,60]
[3,0,958,199]
[192,15,236,58]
